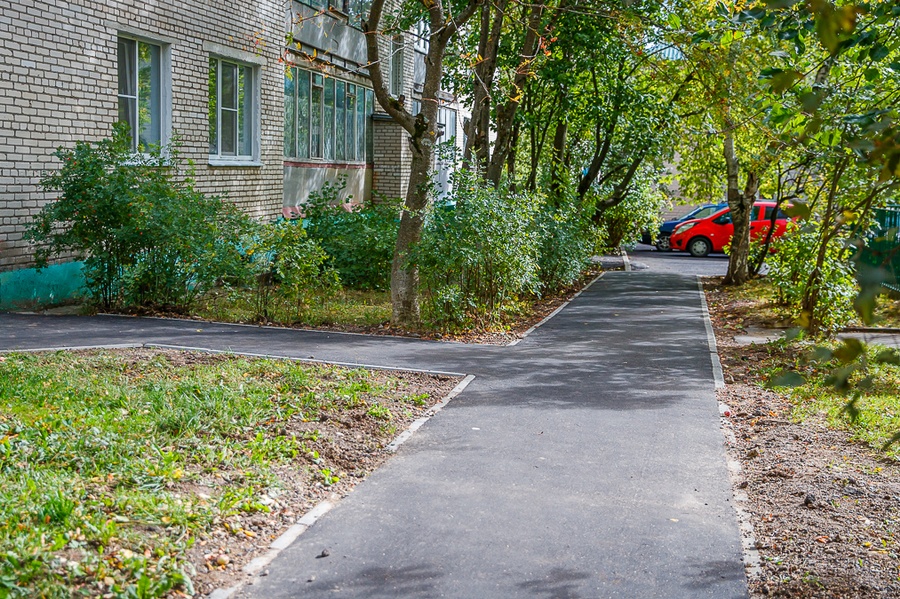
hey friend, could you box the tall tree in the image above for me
[364,0,482,327]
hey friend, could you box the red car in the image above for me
[669,201,791,257]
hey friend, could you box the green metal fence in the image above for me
[861,204,900,293]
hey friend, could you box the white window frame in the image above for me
[116,34,172,153]
[204,42,263,167]
[390,35,403,97]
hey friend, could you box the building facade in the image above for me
[0,0,465,308]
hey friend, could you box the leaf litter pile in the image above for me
[706,279,900,598]
[0,349,459,597]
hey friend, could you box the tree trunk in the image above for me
[391,135,433,325]
[549,120,567,197]
[463,0,506,172]
[723,129,757,286]
[365,0,482,327]
[485,2,546,186]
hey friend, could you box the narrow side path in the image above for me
[0,270,747,598]
[239,271,745,599]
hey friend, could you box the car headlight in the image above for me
[674,222,696,236]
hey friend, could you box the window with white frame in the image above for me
[390,36,403,97]
[208,57,256,159]
[284,67,374,163]
[117,37,163,151]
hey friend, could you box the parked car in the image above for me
[669,201,791,257]
[641,204,727,251]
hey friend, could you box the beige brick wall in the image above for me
[0,0,285,271]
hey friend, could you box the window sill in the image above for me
[208,158,262,168]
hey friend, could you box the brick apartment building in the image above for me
[0,0,466,308]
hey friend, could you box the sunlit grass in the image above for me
[0,350,419,597]
[194,287,391,328]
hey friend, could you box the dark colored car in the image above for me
[642,204,727,251]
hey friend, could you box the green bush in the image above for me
[767,222,857,333]
[248,219,339,322]
[592,172,667,250]
[537,197,594,292]
[417,171,542,330]
[302,180,400,291]
[27,125,253,311]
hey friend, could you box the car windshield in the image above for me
[692,206,718,219]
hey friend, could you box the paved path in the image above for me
[0,262,747,598]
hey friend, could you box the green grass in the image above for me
[194,287,391,328]
[0,350,420,598]
[768,344,900,458]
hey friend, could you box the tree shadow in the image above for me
[516,567,591,599]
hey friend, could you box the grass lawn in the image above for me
[193,287,391,329]
[0,349,452,598]
[706,274,900,456]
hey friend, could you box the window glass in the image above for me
[137,42,160,148]
[356,86,365,163]
[762,206,789,220]
[365,89,374,162]
[713,211,732,225]
[118,37,162,152]
[297,71,310,158]
[324,77,335,160]
[284,70,296,157]
[283,65,373,162]
[209,58,255,158]
[238,65,252,156]
[694,206,716,219]
[311,74,323,158]
[390,36,403,96]
[346,84,356,161]
[335,80,346,161]
[208,58,217,154]
[347,0,372,28]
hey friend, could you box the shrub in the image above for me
[27,125,253,311]
[248,220,339,322]
[417,171,541,330]
[536,196,594,292]
[591,172,667,250]
[302,180,400,291]
[767,222,857,334]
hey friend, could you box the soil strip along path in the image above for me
[0,266,746,598]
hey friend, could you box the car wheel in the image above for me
[655,235,671,252]
[687,237,711,258]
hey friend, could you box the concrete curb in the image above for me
[701,276,762,580]
[143,343,467,378]
[508,273,604,347]
[208,371,475,598]
[696,277,725,390]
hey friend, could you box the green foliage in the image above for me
[27,125,253,311]
[593,176,668,250]
[536,199,594,291]
[417,171,542,330]
[0,351,419,597]
[302,180,401,291]
[248,220,339,323]
[767,222,858,334]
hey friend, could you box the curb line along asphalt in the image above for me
[210,374,477,599]
[697,275,763,580]
[507,273,604,347]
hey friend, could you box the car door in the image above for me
[751,205,788,242]
[706,209,734,252]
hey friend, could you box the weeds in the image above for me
[0,351,423,597]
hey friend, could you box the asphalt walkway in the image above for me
[0,259,747,598]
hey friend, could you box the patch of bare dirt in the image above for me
[705,278,900,598]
